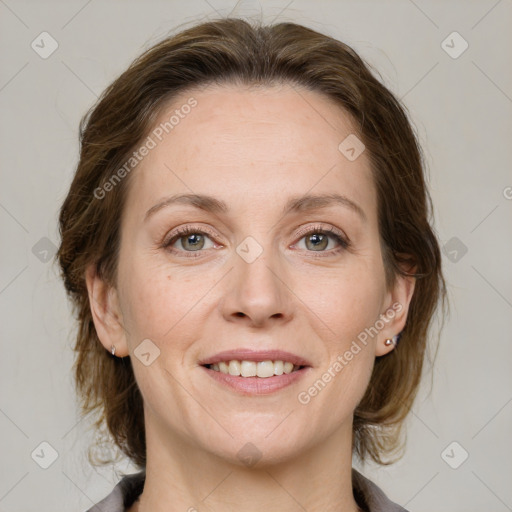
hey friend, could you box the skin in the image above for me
[86,83,415,512]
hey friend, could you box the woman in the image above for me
[57,17,446,512]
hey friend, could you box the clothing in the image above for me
[85,468,409,512]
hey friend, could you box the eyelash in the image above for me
[162,224,350,258]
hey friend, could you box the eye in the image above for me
[292,224,350,254]
[163,226,217,256]
[162,223,350,258]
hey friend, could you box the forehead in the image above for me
[124,83,376,224]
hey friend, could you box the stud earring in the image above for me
[384,334,401,347]
[111,345,116,356]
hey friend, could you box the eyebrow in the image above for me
[144,192,367,223]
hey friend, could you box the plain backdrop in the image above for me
[1,1,511,511]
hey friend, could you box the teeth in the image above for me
[256,360,274,378]
[208,360,302,377]
[228,360,241,376]
[283,361,294,374]
[241,360,257,377]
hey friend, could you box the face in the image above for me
[89,83,413,467]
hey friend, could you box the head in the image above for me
[57,18,447,469]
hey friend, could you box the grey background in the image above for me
[1,0,511,511]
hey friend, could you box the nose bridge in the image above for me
[224,233,290,325]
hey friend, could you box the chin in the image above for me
[203,433,311,469]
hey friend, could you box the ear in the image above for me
[85,264,129,357]
[375,264,416,357]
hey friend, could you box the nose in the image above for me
[221,245,293,328]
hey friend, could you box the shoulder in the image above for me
[84,470,146,512]
[352,468,409,512]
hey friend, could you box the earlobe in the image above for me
[375,271,416,357]
[85,264,129,357]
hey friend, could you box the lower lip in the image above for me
[201,366,311,395]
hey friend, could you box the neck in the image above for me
[132,415,362,512]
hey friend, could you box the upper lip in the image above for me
[199,349,312,367]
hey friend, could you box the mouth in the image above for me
[199,350,312,395]
[202,360,306,377]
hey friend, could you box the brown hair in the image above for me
[56,17,447,469]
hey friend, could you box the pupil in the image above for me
[185,234,203,250]
[308,233,327,251]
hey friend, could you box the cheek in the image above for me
[295,341,375,445]
[117,252,173,339]
[118,256,216,346]
[304,260,385,417]
[303,260,386,345]
[120,274,169,339]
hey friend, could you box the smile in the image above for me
[201,361,311,395]
[205,360,303,378]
